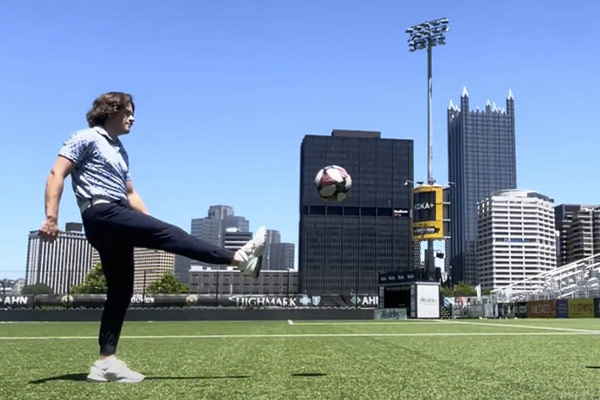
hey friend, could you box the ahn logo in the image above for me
[1,296,28,305]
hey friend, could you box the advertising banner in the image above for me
[412,185,444,241]
[527,301,556,318]
[516,302,528,318]
[415,284,440,318]
[594,298,600,318]
[0,295,33,308]
[568,298,594,318]
[2,294,380,309]
[556,300,569,318]
[374,308,408,320]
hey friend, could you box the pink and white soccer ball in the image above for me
[314,165,352,202]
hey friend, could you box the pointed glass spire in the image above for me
[462,86,469,97]
[507,89,514,100]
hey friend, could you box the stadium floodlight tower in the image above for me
[405,17,449,276]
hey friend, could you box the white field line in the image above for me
[293,321,443,326]
[435,319,600,334]
[1,331,600,341]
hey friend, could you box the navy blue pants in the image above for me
[82,202,235,355]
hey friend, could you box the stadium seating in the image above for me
[491,253,600,303]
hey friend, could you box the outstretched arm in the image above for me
[39,156,74,242]
[126,180,149,215]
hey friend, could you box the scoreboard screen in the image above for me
[383,285,411,308]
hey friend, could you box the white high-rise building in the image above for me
[477,190,556,290]
[223,228,252,252]
[25,226,94,294]
[132,248,176,294]
[92,248,176,294]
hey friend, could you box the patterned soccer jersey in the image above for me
[59,126,131,210]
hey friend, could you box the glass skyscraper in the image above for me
[299,130,413,295]
[447,88,517,284]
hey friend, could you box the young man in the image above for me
[39,92,266,383]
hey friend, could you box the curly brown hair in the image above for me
[86,92,135,128]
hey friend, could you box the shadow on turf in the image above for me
[291,373,327,377]
[29,373,250,384]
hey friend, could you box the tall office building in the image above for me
[299,130,413,295]
[190,205,249,269]
[477,190,556,290]
[191,205,250,246]
[25,223,94,294]
[263,229,281,270]
[174,255,191,284]
[269,243,295,271]
[448,88,517,284]
[555,204,600,265]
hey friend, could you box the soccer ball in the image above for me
[314,165,352,202]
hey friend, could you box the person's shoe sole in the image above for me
[87,376,144,383]
[253,227,267,257]
[252,255,263,279]
[86,377,107,383]
[241,255,263,278]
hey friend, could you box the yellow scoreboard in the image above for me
[412,184,444,241]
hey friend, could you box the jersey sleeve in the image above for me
[58,131,93,165]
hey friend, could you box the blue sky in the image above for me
[1,1,598,278]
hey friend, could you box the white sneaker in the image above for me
[235,226,266,278]
[87,356,145,383]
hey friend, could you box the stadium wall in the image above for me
[0,308,374,322]
[499,298,600,318]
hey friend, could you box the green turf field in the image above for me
[2,318,600,399]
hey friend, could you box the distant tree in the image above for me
[71,263,107,294]
[22,283,54,295]
[452,282,477,297]
[440,285,454,298]
[146,274,189,294]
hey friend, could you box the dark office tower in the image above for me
[270,243,295,270]
[447,87,517,284]
[555,204,600,266]
[299,130,414,295]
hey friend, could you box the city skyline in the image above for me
[2,1,599,279]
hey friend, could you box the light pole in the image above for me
[404,180,423,271]
[406,17,449,277]
[287,268,292,299]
